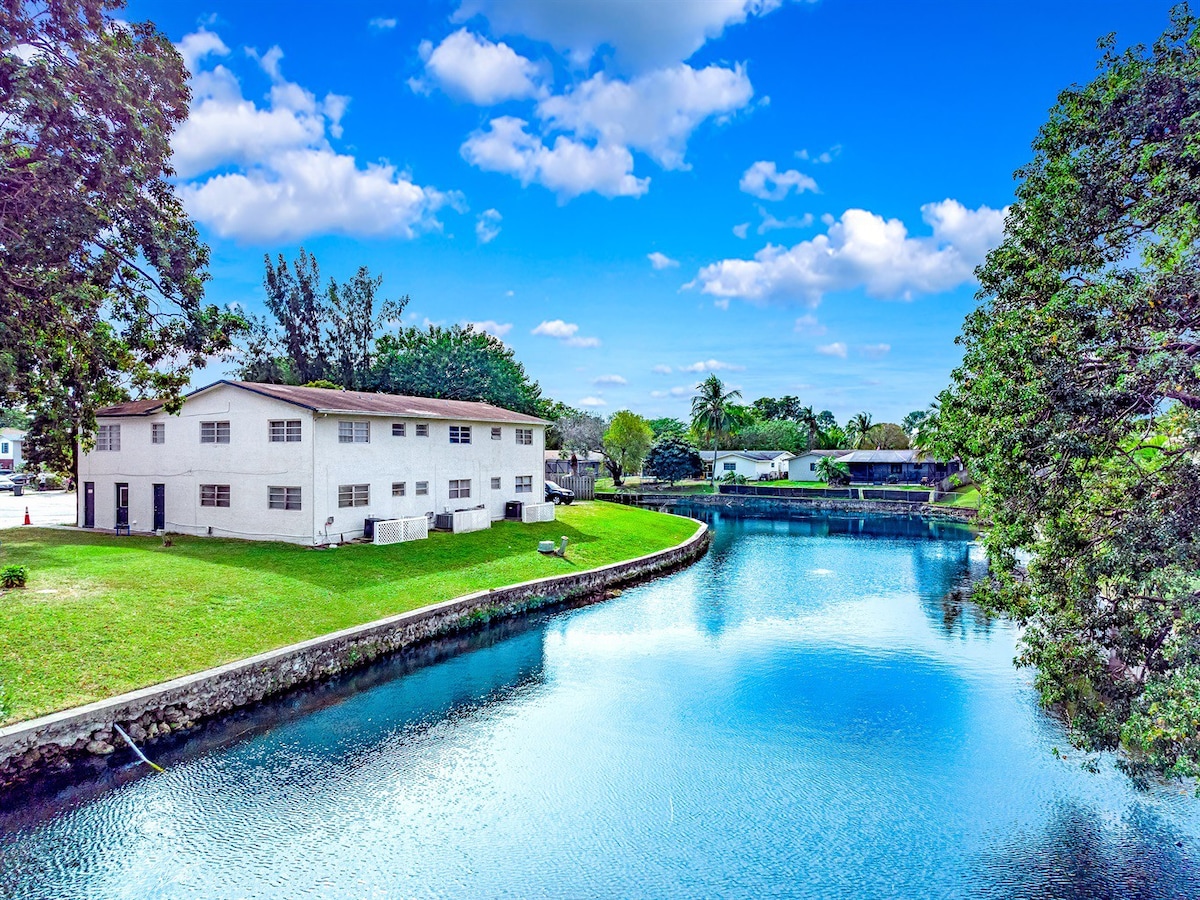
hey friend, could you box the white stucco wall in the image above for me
[77,383,546,544]
[715,454,787,480]
[787,453,829,482]
[0,434,21,471]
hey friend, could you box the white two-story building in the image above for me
[77,381,548,544]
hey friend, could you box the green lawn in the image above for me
[595,476,716,494]
[0,502,698,724]
[933,486,982,509]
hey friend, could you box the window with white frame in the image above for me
[515,475,533,494]
[338,484,369,507]
[491,427,502,440]
[449,425,471,444]
[269,420,302,442]
[416,423,429,437]
[96,424,121,451]
[0,442,7,454]
[515,428,533,445]
[200,484,230,507]
[490,476,501,489]
[392,482,406,496]
[449,479,471,499]
[151,423,165,445]
[723,461,737,471]
[415,481,429,495]
[200,421,230,444]
[338,421,369,443]
[268,486,302,511]
[392,422,406,437]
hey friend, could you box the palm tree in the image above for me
[691,375,742,490]
[847,411,874,449]
[797,405,820,450]
[816,454,850,485]
[911,400,941,455]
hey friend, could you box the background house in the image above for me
[835,449,961,484]
[544,450,604,478]
[786,450,846,482]
[700,450,793,481]
[77,381,547,544]
[0,428,24,471]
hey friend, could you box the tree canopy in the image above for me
[644,434,703,486]
[602,410,653,485]
[1,0,242,473]
[938,9,1200,779]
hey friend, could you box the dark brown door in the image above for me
[83,482,95,528]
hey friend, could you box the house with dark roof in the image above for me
[699,449,794,481]
[833,449,961,485]
[77,380,548,544]
[786,449,847,482]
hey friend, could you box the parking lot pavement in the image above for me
[0,490,77,529]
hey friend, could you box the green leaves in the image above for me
[939,6,1200,780]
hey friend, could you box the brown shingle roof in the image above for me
[97,380,548,424]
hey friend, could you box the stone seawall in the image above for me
[0,520,710,792]
[597,491,979,523]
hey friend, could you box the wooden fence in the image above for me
[554,475,595,501]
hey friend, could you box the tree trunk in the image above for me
[711,432,719,491]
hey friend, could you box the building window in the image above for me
[151,423,165,445]
[416,423,429,437]
[268,486,302,511]
[269,420,302,442]
[449,425,471,444]
[490,476,501,489]
[890,463,903,474]
[392,482,406,496]
[200,421,230,444]
[515,475,533,494]
[392,422,406,437]
[96,424,121,451]
[810,462,817,472]
[338,421,369,443]
[449,479,471,499]
[491,427,502,440]
[200,484,230,507]
[723,462,737,472]
[415,481,429,496]
[515,428,533,445]
[338,484,369,507]
[0,442,7,454]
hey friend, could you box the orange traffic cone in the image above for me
[23,507,31,525]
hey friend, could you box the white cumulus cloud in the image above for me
[680,359,744,373]
[532,319,601,347]
[578,396,608,407]
[172,30,452,242]
[462,116,648,199]
[732,222,749,239]
[816,342,847,358]
[414,29,542,104]
[538,63,753,170]
[740,160,818,201]
[652,364,673,374]
[793,314,826,336]
[691,199,1008,306]
[454,0,784,71]
[476,208,502,243]
[594,374,628,385]
[648,251,679,270]
[468,320,513,337]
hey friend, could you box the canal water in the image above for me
[1,510,1197,899]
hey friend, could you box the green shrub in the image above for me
[1,565,28,589]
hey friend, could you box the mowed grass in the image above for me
[0,502,698,724]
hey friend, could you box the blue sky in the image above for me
[128,0,1174,424]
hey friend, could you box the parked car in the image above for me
[545,480,574,505]
[0,475,15,492]
[9,473,28,486]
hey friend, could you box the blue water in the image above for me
[1,511,1197,899]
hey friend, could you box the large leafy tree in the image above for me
[374,325,543,415]
[938,9,1200,779]
[258,248,328,385]
[602,410,653,485]
[327,267,404,391]
[690,375,742,489]
[643,434,703,486]
[1,0,242,474]
[846,412,874,449]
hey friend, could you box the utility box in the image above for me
[504,500,524,520]
[363,517,383,540]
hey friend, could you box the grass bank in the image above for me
[0,502,697,724]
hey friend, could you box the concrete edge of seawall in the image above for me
[596,491,979,523]
[0,517,711,792]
